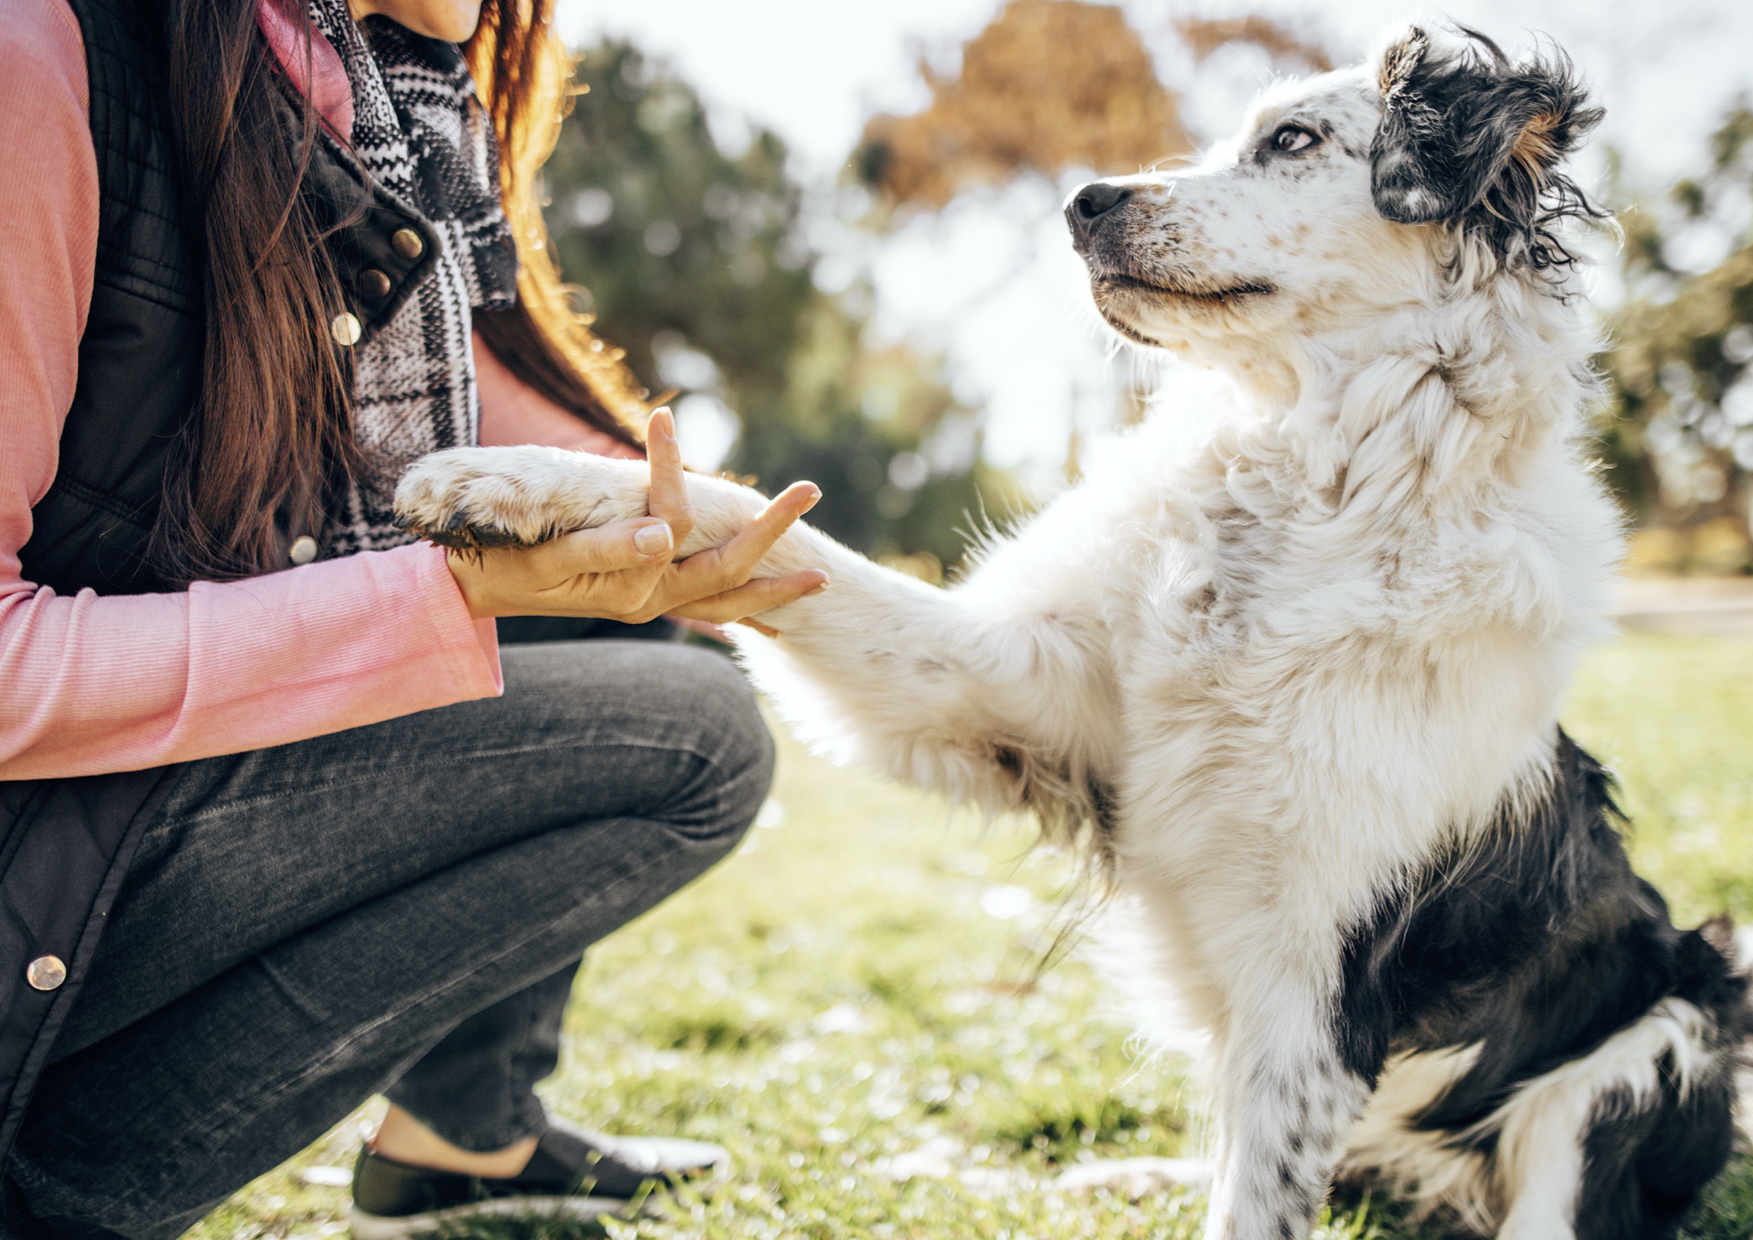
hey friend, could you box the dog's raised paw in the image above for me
[393,447,578,551]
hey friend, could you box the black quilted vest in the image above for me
[0,0,441,1167]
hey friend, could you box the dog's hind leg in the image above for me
[1488,997,1738,1240]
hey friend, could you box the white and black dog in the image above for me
[395,26,1748,1240]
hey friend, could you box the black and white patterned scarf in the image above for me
[307,0,519,555]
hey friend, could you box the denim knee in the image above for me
[673,647,774,852]
[490,640,774,849]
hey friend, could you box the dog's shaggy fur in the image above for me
[396,26,1747,1240]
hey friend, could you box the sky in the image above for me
[553,0,1753,483]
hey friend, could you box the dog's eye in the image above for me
[1272,126,1320,154]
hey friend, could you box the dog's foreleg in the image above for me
[1202,990,1375,1240]
[701,476,1119,829]
[393,445,1120,826]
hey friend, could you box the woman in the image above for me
[0,0,827,1234]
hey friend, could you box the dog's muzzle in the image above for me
[1065,181,1133,252]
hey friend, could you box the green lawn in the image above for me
[197,632,1753,1240]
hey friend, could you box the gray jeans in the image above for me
[4,639,772,1240]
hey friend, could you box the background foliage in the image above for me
[1599,106,1753,573]
[853,1,1189,212]
[544,41,1013,576]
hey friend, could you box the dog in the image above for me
[394,26,1747,1240]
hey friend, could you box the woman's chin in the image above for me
[350,0,485,44]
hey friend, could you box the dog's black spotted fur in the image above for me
[1371,26,1608,272]
[1338,732,1747,1237]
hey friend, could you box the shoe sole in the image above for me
[349,1196,630,1239]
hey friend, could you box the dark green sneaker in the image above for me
[347,1121,728,1239]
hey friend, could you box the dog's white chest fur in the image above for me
[963,378,1614,1015]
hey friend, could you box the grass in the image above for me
[194,632,1753,1240]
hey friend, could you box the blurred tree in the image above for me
[1174,16,1331,73]
[544,40,1011,572]
[1599,105,1753,572]
[854,0,1187,211]
[852,1,1332,212]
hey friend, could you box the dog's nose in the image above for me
[1066,182,1133,240]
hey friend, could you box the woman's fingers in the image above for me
[668,481,820,596]
[444,521,669,619]
[644,408,694,545]
[524,519,674,579]
[716,479,821,577]
[668,570,830,624]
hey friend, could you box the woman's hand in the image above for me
[443,410,828,624]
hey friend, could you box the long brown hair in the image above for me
[154,0,648,584]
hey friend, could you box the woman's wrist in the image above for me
[443,548,494,620]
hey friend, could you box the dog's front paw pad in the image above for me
[393,452,559,551]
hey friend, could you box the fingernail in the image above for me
[802,487,822,512]
[808,580,830,594]
[634,524,673,555]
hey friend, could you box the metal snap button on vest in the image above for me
[330,312,363,347]
[391,228,424,260]
[289,535,319,566]
[26,956,66,992]
[359,268,392,299]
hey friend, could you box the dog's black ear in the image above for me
[1370,26,1605,269]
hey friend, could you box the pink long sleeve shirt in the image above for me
[0,0,633,781]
